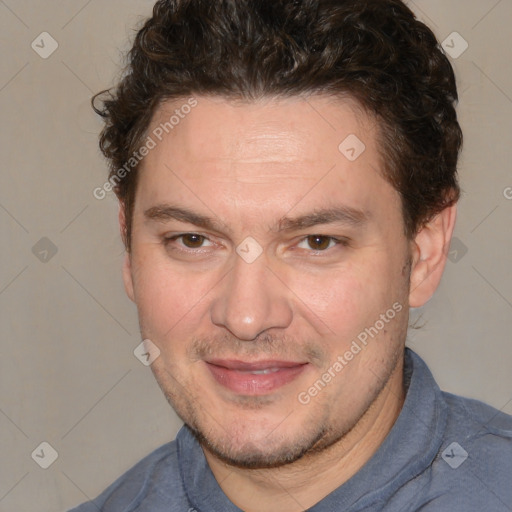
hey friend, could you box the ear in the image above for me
[409,204,457,308]
[119,203,135,302]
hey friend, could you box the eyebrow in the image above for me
[276,206,369,232]
[144,205,226,232]
[143,204,369,233]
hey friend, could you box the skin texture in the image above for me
[121,95,456,511]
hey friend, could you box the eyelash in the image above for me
[162,233,350,255]
[163,233,213,251]
[296,235,349,252]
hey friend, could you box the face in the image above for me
[123,95,413,468]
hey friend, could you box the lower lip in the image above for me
[206,363,307,395]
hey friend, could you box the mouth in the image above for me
[205,359,309,395]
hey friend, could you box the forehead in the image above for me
[135,95,400,232]
[146,95,375,169]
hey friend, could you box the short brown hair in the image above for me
[93,0,462,251]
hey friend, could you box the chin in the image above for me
[190,425,328,469]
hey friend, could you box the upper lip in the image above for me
[206,359,307,371]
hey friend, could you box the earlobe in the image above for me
[409,204,457,308]
[119,203,135,302]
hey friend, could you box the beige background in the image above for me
[0,1,511,511]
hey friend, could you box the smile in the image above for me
[205,359,308,395]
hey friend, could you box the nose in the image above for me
[210,254,293,341]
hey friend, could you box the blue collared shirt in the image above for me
[70,349,512,511]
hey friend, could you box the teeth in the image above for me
[244,368,281,375]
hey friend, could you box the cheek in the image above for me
[131,249,213,338]
[290,253,405,344]
[293,270,364,330]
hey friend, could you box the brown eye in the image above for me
[306,235,333,251]
[181,234,206,248]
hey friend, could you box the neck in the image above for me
[203,357,406,512]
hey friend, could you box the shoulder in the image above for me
[442,390,512,446]
[424,391,512,510]
[68,440,188,511]
[443,391,512,466]
[442,391,512,430]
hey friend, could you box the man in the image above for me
[72,0,512,510]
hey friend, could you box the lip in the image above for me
[205,359,308,395]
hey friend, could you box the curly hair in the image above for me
[93,0,462,251]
